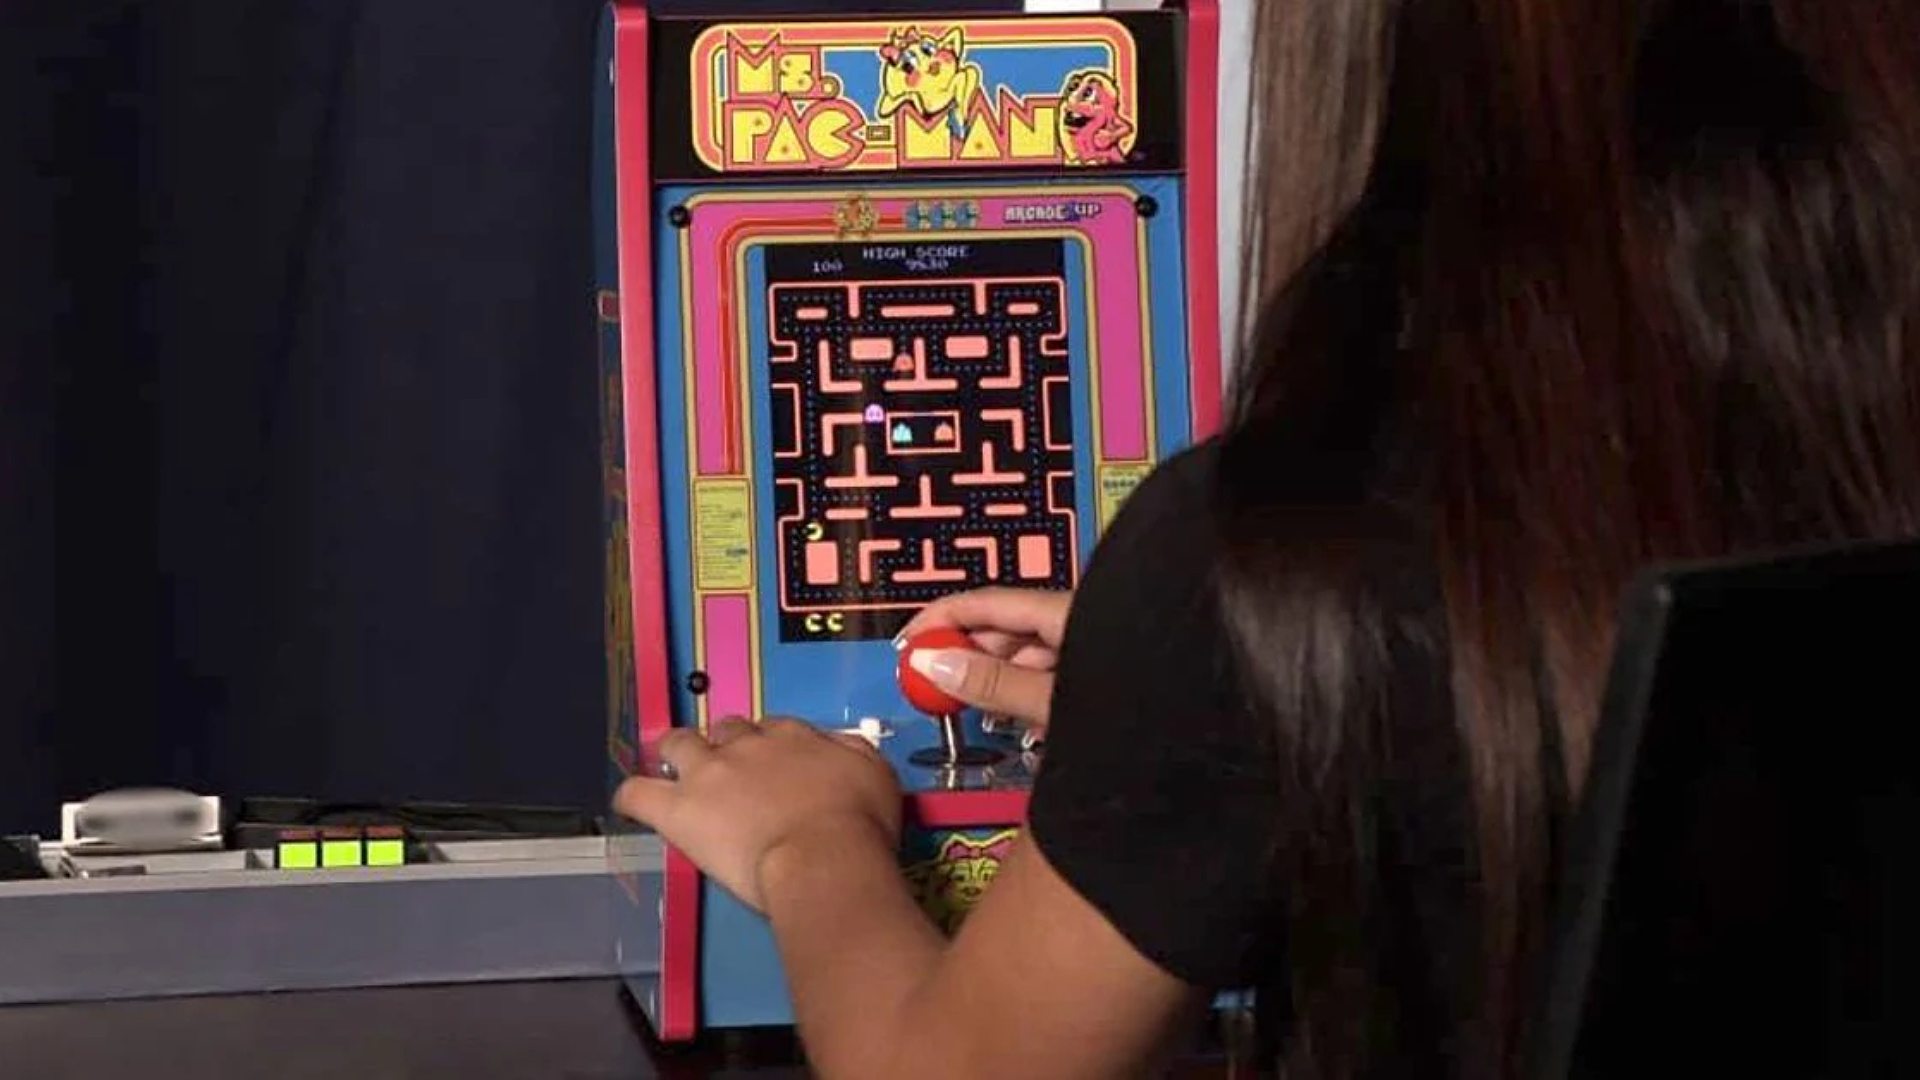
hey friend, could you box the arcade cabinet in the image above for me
[593,0,1222,1039]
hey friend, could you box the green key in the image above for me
[320,839,363,868]
[278,841,318,870]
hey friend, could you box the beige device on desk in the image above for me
[61,787,223,855]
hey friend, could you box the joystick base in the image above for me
[909,745,1006,768]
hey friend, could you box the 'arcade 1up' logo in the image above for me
[688,18,1140,173]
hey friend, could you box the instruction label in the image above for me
[1096,462,1152,531]
[693,479,753,591]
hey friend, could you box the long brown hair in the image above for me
[1220,1,1920,1075]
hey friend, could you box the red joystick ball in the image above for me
[896,627,974,716]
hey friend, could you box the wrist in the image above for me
[757,813,898,906]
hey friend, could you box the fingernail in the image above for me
[909,648,966,691]
[891,631,908,651]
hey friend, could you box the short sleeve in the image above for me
[1026,441,1282,989]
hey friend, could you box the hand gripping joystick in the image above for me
[897,628,1006,769]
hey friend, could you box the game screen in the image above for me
[765,238,1077,643]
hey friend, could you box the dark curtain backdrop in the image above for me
[1,0,1024,836]
[1,0,610,834]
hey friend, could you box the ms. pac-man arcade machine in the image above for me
[594,0,1222,1040]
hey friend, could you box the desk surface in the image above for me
[0,978,1238,1078]
[0,978,802,1080]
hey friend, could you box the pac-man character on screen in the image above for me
[1058,69,1134,166]
[876,27,983,138]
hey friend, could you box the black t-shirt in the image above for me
[1027,441,1285,986]
[1027,439,1474,1066]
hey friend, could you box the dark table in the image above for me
[0,977,1241,1078]
[0,978,808,1080]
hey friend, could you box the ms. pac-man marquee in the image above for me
[593,1,1221,1039]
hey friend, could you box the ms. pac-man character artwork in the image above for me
[593,0,1222,1040]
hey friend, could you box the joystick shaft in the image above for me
[936,712,966,765]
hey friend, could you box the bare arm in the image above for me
[762,823,1206,1080]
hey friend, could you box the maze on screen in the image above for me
[766,246,1077,642]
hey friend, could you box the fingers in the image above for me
[617,719,889,834]
[656,727,714,776]
[906,647,1053,723]
[1007,643,1057,670]
[708,716,759,747]
[757,716,812,739]
[897,587,1071,649]
[612,774,675,828]
[828,730,883,756]
[969,629,1021,658]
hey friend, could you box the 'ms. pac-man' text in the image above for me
[688,19,1139,173]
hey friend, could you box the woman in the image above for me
[617,0,1920,1075]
